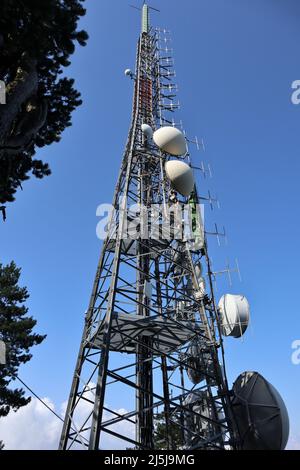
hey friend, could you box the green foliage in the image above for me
[0,0,88,206]
[154,412,183,449]
[0,261,46,418]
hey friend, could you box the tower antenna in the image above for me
[58,2,288,453]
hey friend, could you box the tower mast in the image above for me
[59,4,239,450]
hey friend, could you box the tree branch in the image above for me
[2,98,48,155]
[0,56,38,150]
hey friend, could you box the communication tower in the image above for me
[59,4,289,451]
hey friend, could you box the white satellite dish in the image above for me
[141,123,153,139]
[218,294,250,338]
[232,371,289,450]
[124,68,133,78]
[165,160,194,197]
[153,126,187,156]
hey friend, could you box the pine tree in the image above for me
[0,0,88,210]
[0,261,46,418]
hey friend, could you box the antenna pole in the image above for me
[142,3,149,33]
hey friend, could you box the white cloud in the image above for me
[0,395,298,450]
[0,397,61,450]
[0,393,134,450]
[286,433,300,450]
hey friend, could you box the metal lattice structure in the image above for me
[59,4,239,450]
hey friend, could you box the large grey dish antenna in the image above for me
[232,371,289,450]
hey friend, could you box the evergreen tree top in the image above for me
[0,0,89,207]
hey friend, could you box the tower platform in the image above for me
[89,312,198,355]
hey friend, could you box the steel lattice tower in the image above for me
[59,5,239,451]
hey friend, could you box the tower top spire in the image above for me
[141,3,149,33]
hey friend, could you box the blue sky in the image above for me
[1,0,300,449]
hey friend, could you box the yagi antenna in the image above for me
[205,223,226,246]
[185,135,206,153]
[185,135,203,151]
[211,258,242,286]
[200,191,220,211]
[190,161,212,179]
[171,118,183,129]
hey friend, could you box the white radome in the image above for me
[165,160,194,197]
[153,126,187,156]
[141,123,153,139]
[124,68,132,77]
[218,293,250,338]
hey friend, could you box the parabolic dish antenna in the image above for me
[165,160,194,197]
[153,126,187,156]
[232,371,289,450]
[218,294,250,338]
